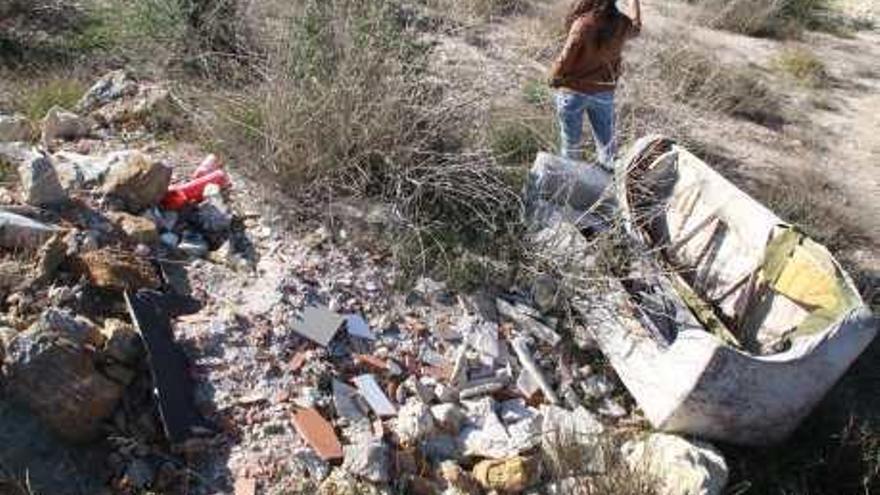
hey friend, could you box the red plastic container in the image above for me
[161,170,231,210]
[193,154,222,179]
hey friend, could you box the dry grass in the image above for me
[540,433,661,495]
[196,0,524,284]
[692,0,835,37]
[774,45,830,87]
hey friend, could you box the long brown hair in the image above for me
[565,0,622,46]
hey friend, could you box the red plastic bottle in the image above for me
[161,170,231,210]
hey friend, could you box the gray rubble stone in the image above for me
[41,106,91,143]
[342,441,390,483]
[18,152,67,206]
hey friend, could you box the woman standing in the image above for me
[549,0,642,169]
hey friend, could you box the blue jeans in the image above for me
[556,90,616,168]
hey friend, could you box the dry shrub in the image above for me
[540,434,661,495]
[774,45,829,87]
[204,0,522,281]
[421,0,530,23]
[653,38,782,126]
[692,0,833,37]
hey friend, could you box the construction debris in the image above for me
[291,408,344,461]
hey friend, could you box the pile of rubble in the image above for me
[0,71,729,495]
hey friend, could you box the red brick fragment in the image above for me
[290,408,343,461]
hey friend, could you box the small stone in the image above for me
[108,211,159,244]
[622,433,729,495]
[342,441,390,483]
[473,456,539,493]
[101,318,143,364]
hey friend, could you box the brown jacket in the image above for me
[550,12,640,94]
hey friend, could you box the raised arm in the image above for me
[623,0,642,35]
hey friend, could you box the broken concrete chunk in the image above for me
[394,399,436,445]
[126,290,214,443]
[107,211,159,244]
[511,337,560,404]
[77,249,160,291]
[459,408,514,460]
[622,433,729,495]
[55,150,132,191]
[496,298,561,347]
[0,113,32,142]
[464,319,501,359]
[342,441,390,483]
[18,152,67,207]
[353,374,397,418]
[291,305,345,347]
[5,315,123,442]
[101,152,172,212]
[0,210,60,250]
[344,313,375,340]
[291,408,344,461]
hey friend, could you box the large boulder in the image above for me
[622,433,729,495]
[101,152,172,212]
[17,151,68,207]
[0,113,32,142]
[4,309,123,442]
